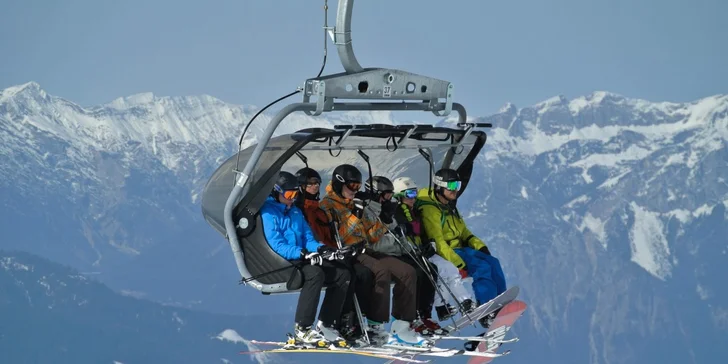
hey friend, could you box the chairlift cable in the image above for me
[233,0,331,184]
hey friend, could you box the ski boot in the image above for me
[386,320,433,348]
[339,318,362,339]
[413,318,450,336]
[435,303,458,321]
[365,320,389,346]
[292,323,330,349]
[460,298,476,315]
[316,320,351,348]
[464,332,486,352]
[479,311,498,329]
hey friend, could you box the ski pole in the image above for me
[384,223,476,328]
[392,228,475,326]
[333,221,371,345]
[384,227,461,330]
[417,250,475,325]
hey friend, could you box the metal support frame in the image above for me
[333,0,362,73]
[224,101,467,293]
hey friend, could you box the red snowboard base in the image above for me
[467,299,528,364]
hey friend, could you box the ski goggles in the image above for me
[435,180,461,191]
[402,188,418,199]
[345,181,362,191]
[274,184,299,200]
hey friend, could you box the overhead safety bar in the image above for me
[260,123,480,152]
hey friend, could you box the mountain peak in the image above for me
[535,94,569,110]
[499,102,518,114]
[108,92,156,109]
[0,81,47,103]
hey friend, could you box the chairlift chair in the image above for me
[199,0,492,295]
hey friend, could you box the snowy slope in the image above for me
[1,82,727,364]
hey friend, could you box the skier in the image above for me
[319,164,430,347]
[361,176,447,337]
[391,176,476,322]
[260,170,353,346]
[416,168,507,328]
[294,167,373,341]
[293,167,336,247]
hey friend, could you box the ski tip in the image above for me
[501,300,528,314]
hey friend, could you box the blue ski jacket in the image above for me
[260,196,323,260]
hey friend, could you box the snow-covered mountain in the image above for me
[1,82,727,364]
[0,250,278,364]
[456,92,728,364]
[0,81,399,315]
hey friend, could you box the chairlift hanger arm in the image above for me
[303,0,454,116]
[334,0,362,73]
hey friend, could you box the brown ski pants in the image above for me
[356,251,417,323]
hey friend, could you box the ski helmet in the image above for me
[272,171,299,200]
[365,176,394,195]
[393,176,418,199]
[332,164,363,195]
[434,168,462,196]
[295,167,321,186]
[295,167,322,200]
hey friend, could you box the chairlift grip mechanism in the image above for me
[302,0,453,116]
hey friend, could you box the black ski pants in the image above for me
[398,255,439,319]
[341,261,374,318]
[294,260,351,328]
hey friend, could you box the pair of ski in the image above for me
[240,286,524,363]
[386,286,527,364]
[242,338,508,363]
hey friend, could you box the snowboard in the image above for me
[466,299,528,364]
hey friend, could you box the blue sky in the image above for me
[1,0,726,118]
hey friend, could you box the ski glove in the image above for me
[421,239,436,259]
[317,245,337,255]
[304,252,324,266]
[315,245,341,262]
[479,246,491,256]
[379,201,396,224]
[332,244,361,264]
[459,268,468,279]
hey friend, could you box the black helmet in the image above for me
[295,167,322,186]
[332,164,362,195]
[434,168,462,196]
[365,176,394,194]
[272,171,298,196]
[295,167,322,201]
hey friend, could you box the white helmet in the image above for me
[393,177,418,198]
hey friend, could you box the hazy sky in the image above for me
[2,0,726,118]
